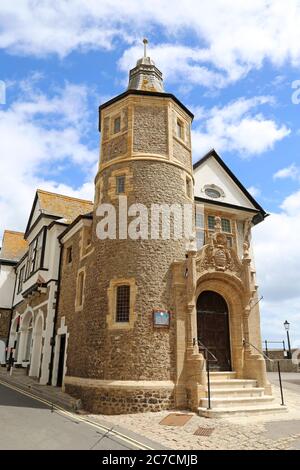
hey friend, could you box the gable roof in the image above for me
[0,230,28,262]
[193,149,267,220]
[25,190,94,237]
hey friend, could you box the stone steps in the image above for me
[198,404,287,418]
[210,387,265,398]
[198,371,287,417]
[209,371,237,380]
[209,379,258,389]
[201,395,274,409]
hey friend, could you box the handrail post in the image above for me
[206,351,211,410]
[265,340,268,358]
[277,360,285,406]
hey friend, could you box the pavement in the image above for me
[1,367,300,450]
[87,372,300,450]
[0,378,162,450]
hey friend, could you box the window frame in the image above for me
[176,118,184,140]
[66,245,73,265]
[17,265,25,294]
[25,227,47,281]
[116,174,126,195]
[115,284,131,323]
[195,205,205,251]
[205,213,236,249]
[75,268,85,311]
[113,115,121,134]
[107,278,137,330]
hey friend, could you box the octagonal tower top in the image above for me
[128,39,164,93]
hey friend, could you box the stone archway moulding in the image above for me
[195,272,246,377]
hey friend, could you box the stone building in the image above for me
[1,45,284,416]
[0,231,27,364]
[52,47,282,416]
[4,190,93,383]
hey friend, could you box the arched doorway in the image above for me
[18,311,33,364]
[197,290,231,371]
[30,315,43,378]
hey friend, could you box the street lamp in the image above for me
[284,320,292,359]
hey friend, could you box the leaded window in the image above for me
[116,285,130,322]
[221,218,231,233]
[116,175,125,194]
[113,116,121,134]
[207,215,216,230]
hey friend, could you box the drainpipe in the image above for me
[47,240,63,385]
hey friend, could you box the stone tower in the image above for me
[57,42,275,417]
[81,41,194,412]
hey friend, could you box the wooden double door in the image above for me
[197,290,232,371]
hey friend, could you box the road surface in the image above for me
[0,381,149,450]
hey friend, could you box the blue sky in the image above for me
[0,1,299,348]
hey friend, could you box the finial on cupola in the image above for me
[143,38,148,58]
[127,37,164,92]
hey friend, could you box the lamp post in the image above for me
[284,320,292,359]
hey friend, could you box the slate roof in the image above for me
[25,189,94,235]
[0,230,28,262]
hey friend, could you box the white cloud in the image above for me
[1,1,300,89]
[118,44,230,89]
[274,163,300,181]
[280,189,300,216]
[0,80,97,238]
[247,186,261,198]
[253,190,300,347]
[191,96,290,158]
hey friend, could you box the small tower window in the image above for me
[116,285,130,323]
[76,270,85,309]
[113,116,121,134]
[66,246,73,264]
[116,175,126,194]
[177,119,184,140]
[186,176,193,199]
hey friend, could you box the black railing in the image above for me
[197,340,218,409]
[243,339,285,406]
[263,340,286,358]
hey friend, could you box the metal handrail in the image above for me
[197,339,218,410]
[263,340,286,359]
[243,339,285,406]
[243,339,273,362]
[197,339,218,362]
